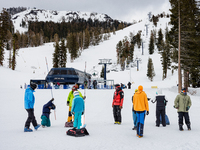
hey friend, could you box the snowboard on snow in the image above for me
[160,114,170,125]
[65,121,73,127]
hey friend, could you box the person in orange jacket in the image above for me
[133,85,149,138]
[112,84,124,125]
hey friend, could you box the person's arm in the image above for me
[119,91,124,108]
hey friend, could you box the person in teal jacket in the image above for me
[174,88,192,131]
[66,85,85,123]
[24,83,40,132]
[72,91,85,130]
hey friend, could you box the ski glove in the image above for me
[173,105,178,109]
[186,106,190,111]
[146,111,149,115]
[67,101,69,106]
[83,96,86,100]
[50,98,54,102]
[82,111,84,115]
[119,106,122,109]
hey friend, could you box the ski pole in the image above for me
[45,57,56,120]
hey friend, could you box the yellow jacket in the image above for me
[133,85,149,111]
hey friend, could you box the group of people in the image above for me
[24,83,85,132]
[24,82,192,138]
[112,84,192,138]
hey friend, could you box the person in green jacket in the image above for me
[174,88,192,131]
[66,85,85,123]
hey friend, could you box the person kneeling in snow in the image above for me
[72,91,85,132]
[41,98,56,127]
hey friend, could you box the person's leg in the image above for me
[178,112,184,130]
[161,108,166,126]
[77,113,82,129]
[73,113,78,128]
[156,107,160,126]
[67,107,72,122]
[116,106,121,123]
[25,109,37,128]
[133,111,137,127]
[138,111,145,136]
[184,112,191,130]
[113,105,117,123]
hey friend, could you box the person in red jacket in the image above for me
[112,84,124,125]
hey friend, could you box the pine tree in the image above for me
[157,28,164,51]
[0,8,12,66]
[11,33,19,70]
[59,39,67,67]
[148,31,154,54]
[147,57,155,81]
[53,41,60,68]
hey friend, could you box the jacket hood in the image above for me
[138,85,143,91]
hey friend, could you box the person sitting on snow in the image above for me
[41,98,56,127]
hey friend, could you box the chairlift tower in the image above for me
[98,59,112,87]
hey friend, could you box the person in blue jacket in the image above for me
[41,98,56,127]
[24,83,40,132]
[72,91,85,131]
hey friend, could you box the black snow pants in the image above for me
[156,106,166,126]
[178,112,190,126]
[113,105,121,123]
[25,109,38,128]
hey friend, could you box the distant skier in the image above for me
[41,98,56,127]
[132,89,138,130]
[133,85,149,138]
[24,83,40,132]
[112,84,124,125]
[71,91,85,132]
[174,88,192,131]
[128,82,132,89]
[93,80,97,89]
[151,89,168,127]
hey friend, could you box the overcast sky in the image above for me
[0,0,171,22]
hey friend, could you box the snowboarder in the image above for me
[132,89,138,130]
[128,82,131,89]
[133,85,149,138]
[112,84,124,125]
[151,89,168,127]
[71,91,85,134]
[24,83,40,132]
[66,85,85,127]
[174,88,192,131]
[41,98,56,127]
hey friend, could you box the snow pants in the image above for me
[136,111,146,136]
[25,109,38,128]
[41,115,51,127]
[178,112,190,126]
[132,111,138,127]
[113,105,121,123]
[67,107,74,122]
[73,112,82,129]
[156,106,166,126]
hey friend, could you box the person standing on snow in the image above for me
[112,84,124,125]
[128,82,132,89]
[71,91,85,131]
[174,88,192,131]
[151,89,168,127]
[133,85,149,138]
[41,98,56,127]
[24,83,41,132]
[132,89,138,130]
[66,85,85,126]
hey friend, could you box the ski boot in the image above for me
[179,125,184,131]
[34,124,41,130]
[187,124,191,130]
[24,127,33,132]
[132,126,137,130]
[117,122,121,125]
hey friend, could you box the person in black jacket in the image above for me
[41,98,56,127]
[151,89,168,127]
